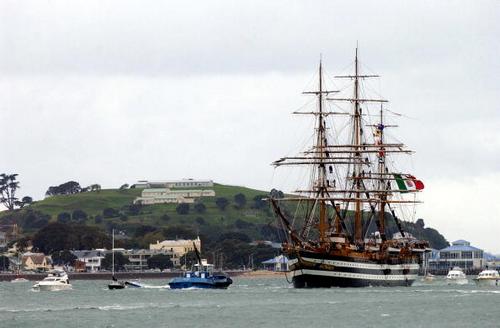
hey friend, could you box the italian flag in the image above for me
[394,174,424,191]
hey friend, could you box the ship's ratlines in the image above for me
[270,49,430,288]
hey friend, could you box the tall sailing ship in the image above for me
[270,49,429,288]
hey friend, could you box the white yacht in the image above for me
[446,267,468,285]
[474,269,499,287]
[32,270,72,291]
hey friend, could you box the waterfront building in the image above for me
[429,240,484,271]
[150,236,201,264]
[71,250,107,272]
[22,252,51,271]
[122,249,176,271]
[262,255,289,272]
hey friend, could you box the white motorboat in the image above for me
[446,267,468,285]
[32,270,72,291]
[474,269,499,287]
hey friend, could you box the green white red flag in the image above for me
[393,174,424,191]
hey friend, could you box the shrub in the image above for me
[176,203,190,215]
[194,202,206,213]
[103,208,119,218]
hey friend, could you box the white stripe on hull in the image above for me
[289,257,420,271]
[292,268,418,281]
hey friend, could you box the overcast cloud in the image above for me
[1,1,499,252]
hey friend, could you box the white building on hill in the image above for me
[134,179,214,189]
[134,188,215,205]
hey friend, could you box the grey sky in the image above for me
[1,1,499,252]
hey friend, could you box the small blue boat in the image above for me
[169,245,232,289]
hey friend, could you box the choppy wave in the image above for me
[0,301,230,314]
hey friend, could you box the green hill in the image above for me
[0,183,449,251]
[0,183,276,243]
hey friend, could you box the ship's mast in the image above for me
[316,61,328,243]
[377,106,386,239]
[271,51,424,250]
[353,48,363,243]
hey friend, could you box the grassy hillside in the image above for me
[29,188,142,217]
[0,183,448,250]
[0,183,276,242]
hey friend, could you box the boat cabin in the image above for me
[193,259,214,276]
[478,270,499,278]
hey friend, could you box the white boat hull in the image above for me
[34,283,72,291]
[446,278,468,285]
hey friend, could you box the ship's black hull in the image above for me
[292,271,415,288]
[288,252,420,288]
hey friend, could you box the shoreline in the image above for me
[0,270,285,282]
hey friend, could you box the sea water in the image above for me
[1,277,499,328]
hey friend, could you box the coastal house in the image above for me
[71,250,107,272]
[429,240,484,272]
[150,237,201,266]
[122,249,175,271]
[22,252,51,271]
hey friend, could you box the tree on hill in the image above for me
[16,237,31,252]
[260,224,281,241]
[134,225,157,238]
[23,211,50,229]
[196,217,206,225]
[101,252,129,271]
[90,184,101,192]
[215,197,229,210]
[51,250,77,266]
[126,204,142,216]
[270,189,284,199]
[57,212,71,224]
[19,196,33,208]
[176,203,190,215]
[194,202,206,213]
[147,254,173,270]
[32,223,110,254]
[103,207,119,218]
[119,184,129,190]
[72,209,88,222]
[46,181,82,196]
[401,219,449,250]
[234,193,247,209]
[163,226,197,240]
[0,173,20,210]
[160,214,171,222]
[252,195,267,209]
[235,219,254,229]
[217,231,251,243]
